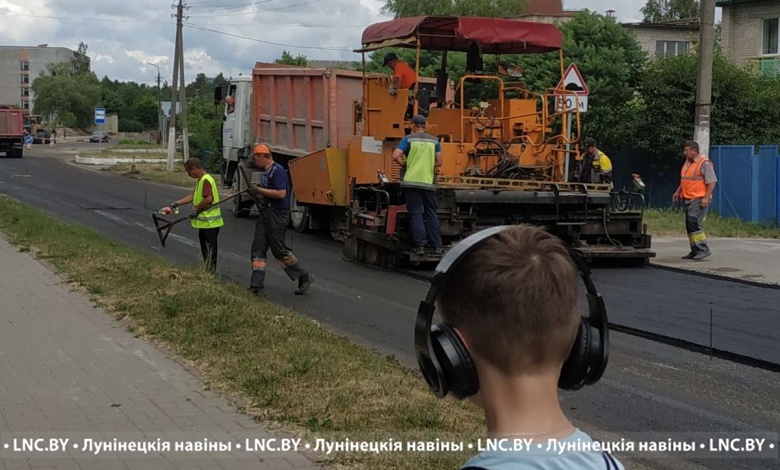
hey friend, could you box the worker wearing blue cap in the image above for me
[392,114,443,255]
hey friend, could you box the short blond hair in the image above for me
[438,225,580,375]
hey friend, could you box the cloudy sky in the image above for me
[1,0,711,86]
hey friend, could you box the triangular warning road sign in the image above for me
[555,63,589,95]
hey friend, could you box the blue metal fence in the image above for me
[610,144,780,226]
[709,145,779,225]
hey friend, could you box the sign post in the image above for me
[554,64,589,181]
[94,107,106,152]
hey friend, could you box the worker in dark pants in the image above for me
[673,140,717,260]
[246,144,313,297]
[392,114,443,255]
[167,158,223,273]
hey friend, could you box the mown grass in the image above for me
[0,195,485,469]
[100,163,199,188]
[81,149,171,157]
[116,139,156,147]
[645,208,780,238]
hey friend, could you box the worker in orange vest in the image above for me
[672,141,718,260]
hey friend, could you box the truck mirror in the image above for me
[214,86,223,105]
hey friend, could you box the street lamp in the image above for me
[147,62,162,147]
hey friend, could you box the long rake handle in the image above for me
[152,189,249,247]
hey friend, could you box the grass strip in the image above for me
[0,195,484,469]
[100,163,197,188]
[645,208,780,239]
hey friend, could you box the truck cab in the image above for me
[218,75,255,217]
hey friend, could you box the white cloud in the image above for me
[0,0,716,86]
[126,50,169,65]
[93,54,114,64]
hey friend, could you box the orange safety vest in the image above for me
[680,155,712,200]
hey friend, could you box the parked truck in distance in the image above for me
[0,105,25,158]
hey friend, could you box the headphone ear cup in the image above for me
[431,323,479,400]
[559,317,591,391]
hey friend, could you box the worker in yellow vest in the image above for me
[673,141,717,260]
[392,115,443,256]
[168,158,224,273]
[578,137,613,187]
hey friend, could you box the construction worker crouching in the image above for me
[246,144,313,297]
[673,140,717,260]
[578,138,613,187]
[167,158,224,273]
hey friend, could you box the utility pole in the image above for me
[177,13,190,163]
[148,63,162,148]
[694,0,716,155]
[167,0,189,171]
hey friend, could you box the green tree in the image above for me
[31,49,101,128]
[629,51,780,172]
[382,0,528,17]
[641,0,700,22]
[276,50,307,66]
[132,95,160,130]
[510,12,647,148]
[70,42,91,75]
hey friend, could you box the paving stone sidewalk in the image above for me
[0,235,322,470]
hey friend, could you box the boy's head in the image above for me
[437,225,580,385]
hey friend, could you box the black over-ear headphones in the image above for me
[414,225,609,400]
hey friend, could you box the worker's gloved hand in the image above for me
[189,208,199,219]
[247,185,260,198]
[389,87,397,97]
[170,201,180,209]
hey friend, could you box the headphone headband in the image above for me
[414,225,609,399]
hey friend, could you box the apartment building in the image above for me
[0,45,84,111]
[718,0,780,73]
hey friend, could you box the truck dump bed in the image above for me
[252,64,364,157]
[0,108,24,137]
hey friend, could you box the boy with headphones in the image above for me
[415,224,624,469]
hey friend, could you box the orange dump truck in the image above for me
[218,63,442,237]
[0,105,24,158]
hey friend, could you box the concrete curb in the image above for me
[74,155,168,165]
[110,148,168,154]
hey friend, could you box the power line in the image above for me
[184,23,353,51]
[192,22,366,27]
[1,13,174,24]
[187,0,323,18]
[190,0,277,14]
[0,12,366,27]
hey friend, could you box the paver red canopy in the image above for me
[359,16,563,55]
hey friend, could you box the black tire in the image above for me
[232,193,251,218]
[232,162,252,218]
[290,186,310,232]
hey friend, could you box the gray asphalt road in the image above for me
[0,152,778,470]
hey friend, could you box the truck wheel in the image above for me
[233,193,251,218]
[231,171,251,218]
[290,187,310,233]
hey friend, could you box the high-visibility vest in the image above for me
[680,155,712,200]
[191,173,224,229]
[401,132,438,190]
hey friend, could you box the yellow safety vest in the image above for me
[191,173,224,229]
